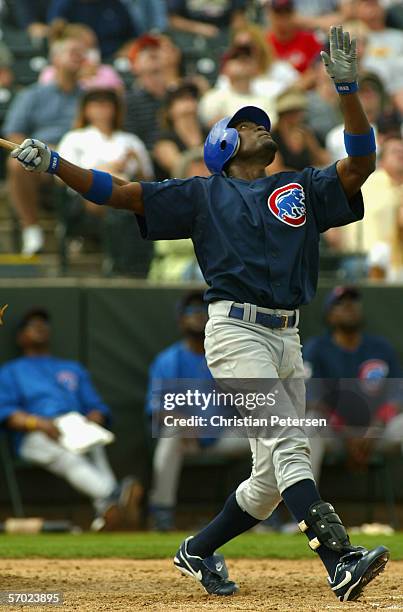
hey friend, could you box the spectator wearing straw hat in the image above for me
[269,88,330,173]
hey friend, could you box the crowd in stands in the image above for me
[0,0,402,279]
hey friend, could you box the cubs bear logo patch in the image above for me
[56,370,79,392]
[268,183,306,227]
[359,359,389,380]
[358,359,389,394]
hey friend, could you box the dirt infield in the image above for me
[1,559,401,611]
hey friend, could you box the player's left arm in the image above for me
[335,88,376,199]
[321,25,376,200]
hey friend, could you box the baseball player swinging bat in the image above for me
[10,25,389,603]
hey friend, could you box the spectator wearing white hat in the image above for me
[199,44,277,128]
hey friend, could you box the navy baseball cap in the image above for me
[323,286,361,314]
[17,307,50,332]
[228,106,271,132]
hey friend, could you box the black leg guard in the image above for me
[298,501,355,553]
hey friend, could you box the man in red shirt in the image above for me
[265,0,323,81]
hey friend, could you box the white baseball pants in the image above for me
[205,300,314,520]
[19,431,118,513]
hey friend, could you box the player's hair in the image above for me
[74,89,125,131]
[230,23,273,74]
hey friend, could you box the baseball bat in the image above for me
[0,304,8,325]
[0,138,18,151]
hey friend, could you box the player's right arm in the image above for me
[11,138,200,240]
[10,139,145,215]
[6,411,60,440]
[56,157,145,214]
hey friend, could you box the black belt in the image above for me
[228,305,297,329]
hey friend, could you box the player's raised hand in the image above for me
[320,25,358,86]
[10,138,53,172]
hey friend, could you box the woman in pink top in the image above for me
[39,21,123,91]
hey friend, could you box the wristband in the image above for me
[46,150,60,174]
[335,81,358,95]
[25,415,38,431]
[344,128,376,157]
[82,169,113,205]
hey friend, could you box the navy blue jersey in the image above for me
[303,333,402,425]
[138,163,363,309]
[303,333,402,379]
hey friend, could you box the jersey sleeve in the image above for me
[385,346,403,408]
[76,365,112,424]
[302,337,322,378]
[0,365,22,425]
[308,163,364,233]
[372,338,403,412]
[302,338,326,404]
[137,177,203,240]
[145,351,178,415]
[382,340,402,378]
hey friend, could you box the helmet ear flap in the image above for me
[219,126,240,175]
[221,128,240,175]
[204,119,240,175]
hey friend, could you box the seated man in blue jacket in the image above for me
[147,291,249,531]
[0,307,141,531]
[303,286,403,482]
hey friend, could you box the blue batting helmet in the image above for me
[203,106,271,175]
